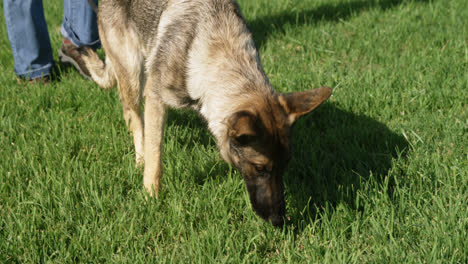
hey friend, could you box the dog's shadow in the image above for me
[246,0,429,49]
[284,103,408,227]
[167,104,408,227]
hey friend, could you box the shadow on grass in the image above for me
[166,109,212,149]
[284,103,408,228]
[166,103,408,229]
[247,0,429,48]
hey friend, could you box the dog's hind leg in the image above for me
[83,47,144,165]
[112,58,145,166]
[84,22,144,164]
[142,77,166,197]
[95,30,145,165]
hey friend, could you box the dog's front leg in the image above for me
[143,91,166,197]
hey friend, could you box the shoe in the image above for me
[17,75,51,85]
[58,39,92,80]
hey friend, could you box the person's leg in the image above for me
[60,0,99,48]
[4,0,53,80]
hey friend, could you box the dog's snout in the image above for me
[270,200,286,227]
[245,179,286,226]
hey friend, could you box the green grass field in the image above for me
[1,0,467,262]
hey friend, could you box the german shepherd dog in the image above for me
[82,0,332,226]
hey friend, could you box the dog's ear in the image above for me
[227,110,259,146]
[278,87,332,125]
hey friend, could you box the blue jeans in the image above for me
[3,0,99,79]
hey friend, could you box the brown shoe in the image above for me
[58,39,92,80]
[16,75,51,85]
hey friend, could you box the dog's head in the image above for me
[222,87,332,226]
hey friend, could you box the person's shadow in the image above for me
[246,0,429,49]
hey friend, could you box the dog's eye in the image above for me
[255,164,264,172]
[254,164,272,174]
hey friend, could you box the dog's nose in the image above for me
[269,199,286,226]
[269,215,285,227]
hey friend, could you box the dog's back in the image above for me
[98,0,264,105]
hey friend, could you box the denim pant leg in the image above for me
[4,0,53,79]
[61,0,100,48]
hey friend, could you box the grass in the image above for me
[0,0,466,262]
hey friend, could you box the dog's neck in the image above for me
[187,26,273,145]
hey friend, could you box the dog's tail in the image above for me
[83,1,116,89]
[81,47,117,89]
[88,0,98,13]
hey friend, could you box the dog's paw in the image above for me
[144,182,159,199]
